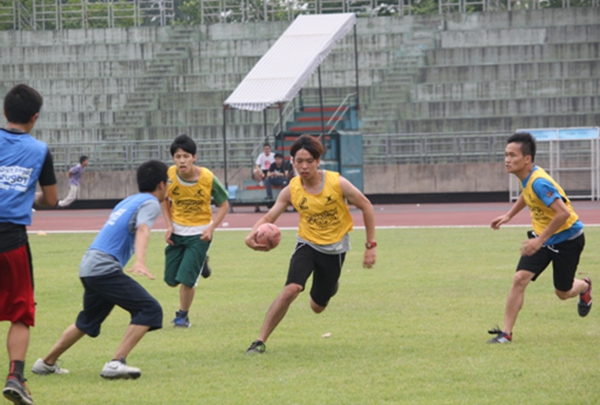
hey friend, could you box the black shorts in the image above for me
[286,243,346,307]
[76,271,163,338]
[517,231,585,292]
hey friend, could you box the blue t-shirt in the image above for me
[0,128,49,225]
[79,193,161,277]
[522,167,584,245]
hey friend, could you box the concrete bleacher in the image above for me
[1,7,599,200]
[361,7,600,135]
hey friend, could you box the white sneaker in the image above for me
[31,358,69,375]
[100,359,141,380]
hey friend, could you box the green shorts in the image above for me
[164,234,210,288]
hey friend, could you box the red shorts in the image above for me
[0,244,35,326]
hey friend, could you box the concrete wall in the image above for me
[56,162,508,200]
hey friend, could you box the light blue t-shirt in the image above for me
[79,194,161,277]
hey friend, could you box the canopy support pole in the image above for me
[318,66,325,140]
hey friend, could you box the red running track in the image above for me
[28,201,600,233]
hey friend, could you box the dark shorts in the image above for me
[164,234,210,288]
[0,243,35,326]
[76,271,163,338]
[517,231,585,292]
[286,243,346,307]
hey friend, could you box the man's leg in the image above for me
[503,270,535,335]
[179,284,196,312]
[113,324,150,360]
[42,324,85,366]
[555,279,589,300]
[58,185,78,208]
[264,177,273,199]
[7,322,29,364]
[257,283,303,343]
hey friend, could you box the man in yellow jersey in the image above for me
[244,134,377,354]
[161,134,229,328]
[488,132,592,344]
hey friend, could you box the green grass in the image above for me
[2,227,600,404]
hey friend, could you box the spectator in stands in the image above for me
[264,153,290,200]
[1,83,58,405]
[57,155,89,208]
[253,143,275,186]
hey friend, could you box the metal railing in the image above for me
[47,138,262,172]
[1,0,597,29]
[0,0,174,30]
[196,0,598,24]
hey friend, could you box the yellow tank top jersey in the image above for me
[290,170,353,245]
[167,165,214,227]
[521,166,578,236]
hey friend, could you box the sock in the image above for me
[8,360,25,382]
[178,310,188,317]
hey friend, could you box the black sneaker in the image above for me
[487,328,512,344]
[246,340,266,355]
[578,277,592,317]
[201,256,211,279]
[3,376,34,405]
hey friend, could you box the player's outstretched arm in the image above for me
[127,224,155,279]
[339,177,376,269]
[491,194,526,230]
[245,187,290,251]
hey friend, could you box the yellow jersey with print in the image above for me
[167,165,214,227]
[521,166,579,236]
[290,170,353,245]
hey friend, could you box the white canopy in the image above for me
[224,13,356,111]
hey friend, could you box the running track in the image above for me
[28,201,600,233]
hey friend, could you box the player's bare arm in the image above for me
[35,184,58,207]
[160,198,174,245]
[491,194,526,230]
[339,177,376,268]
[128,224,155,280]
[521,197,570,257]
[201,200,229,242]
[245,187,290,251]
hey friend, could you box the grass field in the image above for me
[2,227,599,404]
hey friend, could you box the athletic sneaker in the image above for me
[578,277,592,317]
[3,376,34,405]
[245,340,266,355]
[487,328,512,344]
[31,359,69,375]
[201,256,211,279]
[172,310,191,328]
[100,359,141,380]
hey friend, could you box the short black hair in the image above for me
[274,152,283,159]
[80,155,89,164]
[507,132,536,163]
[170,134,196,156]
[3,84,43,124]
[290,134,325,159]
[137,160,168,192]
